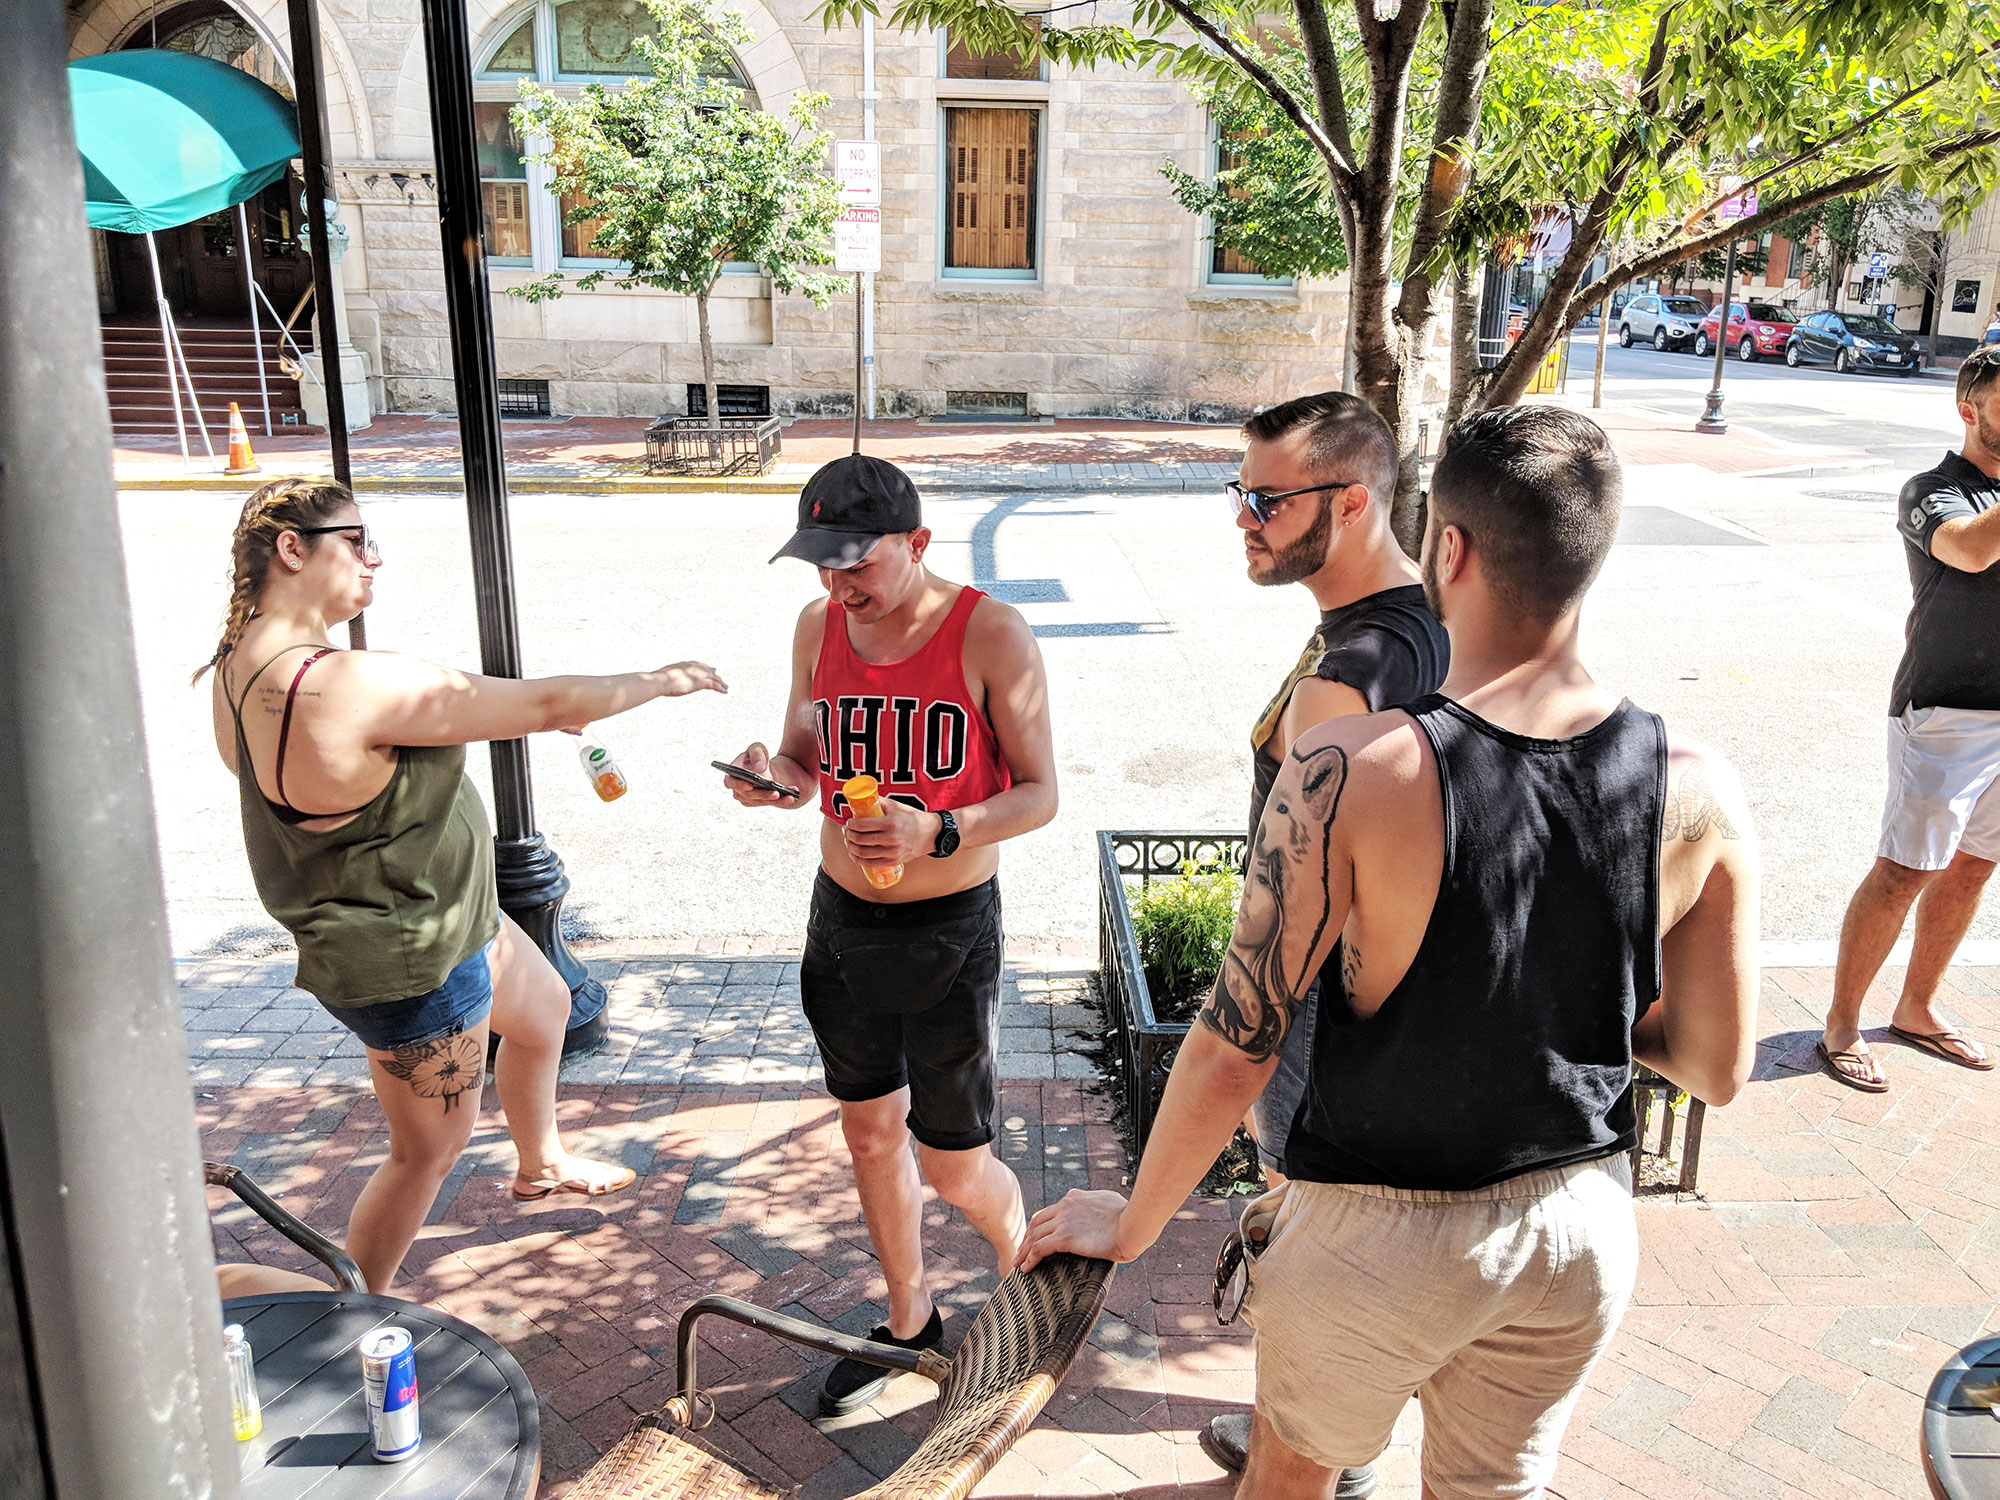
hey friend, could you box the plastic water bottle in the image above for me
[841,774,903,889]
[576,729,628,801]
[224,1324,262,1441]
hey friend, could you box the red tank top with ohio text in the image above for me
[811,585,1013,822]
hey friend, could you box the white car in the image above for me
[1619,294,1710,352]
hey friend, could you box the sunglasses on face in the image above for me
[295,523,381,564]
[1225,480,1359,528]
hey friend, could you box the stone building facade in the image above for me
[68,0,1356,422]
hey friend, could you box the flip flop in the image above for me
[1816,1040,1889,1093]
[1887,1025,1995,1072]
[510,1165,637,1202]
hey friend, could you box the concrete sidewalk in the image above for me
[195,948,2000,1499]
[115,402,1851,495]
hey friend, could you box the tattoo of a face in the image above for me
[1200,742,1350,1062]
[377,1028,482,1112]
[1662,765,1739,843]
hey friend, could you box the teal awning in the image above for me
[69,50,301,234]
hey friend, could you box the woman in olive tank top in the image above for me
[200,480,726,1292]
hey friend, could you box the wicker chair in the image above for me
[205,1160,368,1293]
[567,1252,1115,1500]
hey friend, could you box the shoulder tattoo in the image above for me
[1662,764,1739,843]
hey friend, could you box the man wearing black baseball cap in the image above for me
[726,454,1059,1415]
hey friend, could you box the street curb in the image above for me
[1732,457,1890,480]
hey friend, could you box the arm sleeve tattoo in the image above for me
[1200,742,1350,1062]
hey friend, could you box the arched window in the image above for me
[472,0,759,267]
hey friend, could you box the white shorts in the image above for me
[1241,1157,1638,1500]
[1878,706,2000,870]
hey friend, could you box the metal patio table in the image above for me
[224,1291,539,1500]
[1924,1333,2000,1498]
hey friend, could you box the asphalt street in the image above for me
[123,359,1976,956]
[1568,325,1961,473]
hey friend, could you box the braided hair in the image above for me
[192,478,357,684]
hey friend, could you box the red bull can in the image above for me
[358,1328,420,1462]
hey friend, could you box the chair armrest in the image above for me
[675,1295,950,1412]
[204,1161,367,1293]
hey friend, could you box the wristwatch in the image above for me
[929,808,961,859]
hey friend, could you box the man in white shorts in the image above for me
[1820,347,2000,1091]
[1018,406,1760,1498]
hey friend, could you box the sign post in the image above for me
[832,140,881,453]
[1697,179,1754,435]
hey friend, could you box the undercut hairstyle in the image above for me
[1430,406,1622,620]
[1244,390,1398,500]
[1958,346,2000,408]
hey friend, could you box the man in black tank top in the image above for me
[1020,407,1760,1500]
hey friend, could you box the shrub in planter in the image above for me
[1129,857,1240,1023]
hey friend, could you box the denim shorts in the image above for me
[331,939,496,1053]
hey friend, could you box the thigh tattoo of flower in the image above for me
[379,1028,483,1112]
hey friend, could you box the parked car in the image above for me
[1692,301,1796,362]
[1619,294,1710,351]
[1783,311,1921,375]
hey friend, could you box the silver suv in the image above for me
[1619,294,1709,352]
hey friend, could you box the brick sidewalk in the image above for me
[116,401,1841,494]
[196,957,2000,1498]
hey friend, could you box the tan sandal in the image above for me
[1887,1025,1995,1071]
[510,1165,637,1202]
[1816,1040,1888,1093]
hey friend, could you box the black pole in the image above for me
[416,0,607,1053]
[1696,236,1739,435]
[1,1,241,1490]
[284,0,365,648]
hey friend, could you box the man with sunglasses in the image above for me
[1203,391,1448,1489]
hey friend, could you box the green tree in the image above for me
[511,0,845,432]
[819,0,2000,539]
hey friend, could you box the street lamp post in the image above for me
[1696,236,1739,436]
[414,0,608,1055]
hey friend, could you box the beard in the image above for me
[1248,495,1336,587]
[1975,402,2000,456]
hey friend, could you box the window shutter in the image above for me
[945,108,1035,271]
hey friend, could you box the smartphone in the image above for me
[712,760,801,799]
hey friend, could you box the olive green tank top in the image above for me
[228,645,499,1009]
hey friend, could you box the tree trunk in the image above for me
[1593,279,1615,408]
[696,288,721,442]
[1444,262,1481,429]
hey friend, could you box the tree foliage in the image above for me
[510,0,845,423]
[817,0,2000,538]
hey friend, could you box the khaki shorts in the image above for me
[1241,1156,1637,1500]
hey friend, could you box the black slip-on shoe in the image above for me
[818,1306,944,1417]
[1199,1411,1377,1495]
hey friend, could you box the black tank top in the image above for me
[1284,693,1667,1191]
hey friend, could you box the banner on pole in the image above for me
[1718,187,1758,220]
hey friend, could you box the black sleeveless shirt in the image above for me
[1284,694,1667,1191]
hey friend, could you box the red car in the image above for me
[1693,300,1795,362]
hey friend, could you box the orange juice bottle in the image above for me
[576,729,628,801]
[841,774,903,889]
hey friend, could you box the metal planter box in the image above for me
[643,414,781,476]
[1096,829,1247,1152]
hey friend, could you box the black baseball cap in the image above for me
[770,454,922,568]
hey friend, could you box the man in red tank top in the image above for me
[725,455,1059,1415]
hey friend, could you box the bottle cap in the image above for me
[223,1324,245,1344]
[843,774,879,799]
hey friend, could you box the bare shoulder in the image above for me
[791,596,829,656]
[1661,730,1753,847]
[965,592,1040,666]
[1286,707,1429,790]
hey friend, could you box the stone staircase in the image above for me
[101,315,316,437]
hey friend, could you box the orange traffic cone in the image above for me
[224,402,260,476]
